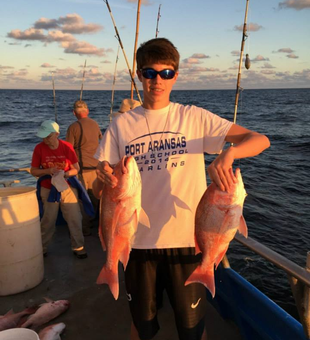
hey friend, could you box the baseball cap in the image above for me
[37,120,60,138]
[119,98,141,113]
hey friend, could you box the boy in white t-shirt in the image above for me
[93,38,270,340]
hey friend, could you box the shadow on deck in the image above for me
[0,224,242,340]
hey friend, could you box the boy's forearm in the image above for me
[229,132,270,159]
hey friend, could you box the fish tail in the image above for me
[24,306,39,315]
[96,265,119,300]
[185,265,216,298]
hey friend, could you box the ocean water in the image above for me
[0,88,309,318]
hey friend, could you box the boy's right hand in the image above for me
[96,161,118,188]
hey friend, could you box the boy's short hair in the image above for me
[136,38,180,71]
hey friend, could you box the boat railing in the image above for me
[0,168,30,187]
[223,234,310,339]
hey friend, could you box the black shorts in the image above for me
[124,247,206,340]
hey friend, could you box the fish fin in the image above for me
[238,215,248,238]
[120,242,131,270]
[3,309,14,316]
[215,247,229,269]
[139,207,150,228]
[43,297,53,303]
[173,196,191,211]
[96,265,119,300]
[194,236,201,255]
[185,265,216,298]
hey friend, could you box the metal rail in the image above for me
[232,233,310,338]
[234,234,310,287]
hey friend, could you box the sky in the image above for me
[0,0,309,90]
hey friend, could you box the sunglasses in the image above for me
[140,68,176,80]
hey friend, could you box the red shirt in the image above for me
[31,139,78,189]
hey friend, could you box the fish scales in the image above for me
[185,168,247,297]
[96,156,149,300]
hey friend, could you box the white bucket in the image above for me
[0,328,39,340]
[0,187,44,296]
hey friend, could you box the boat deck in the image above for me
[0,223,242,340]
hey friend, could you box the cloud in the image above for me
[0,65,15,70]
[79,64,98,68]
[46,30,75,43]
[34,14,103,34]
[2,69,29,79]
[274,48,295,53]
[41,67,78,82]
[251,55,270,62]
[6,13,105,57]
[231,50,240,57]
[8,42,22,46]
[34,18,59,30]
[261,70,276,75]
[190,53,210,59]
[182,58,202,65]
[279,0,310,10]
[234,23,263,32]
[41,63,55,68]
[100,60,112,64]
[59,14,103,34]
[40,66,116,86]
[287,53,299,59]
[7,28,47,41]
[261,63,276,69]
[61,40,105,56]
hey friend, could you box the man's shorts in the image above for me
[124,247,206,340]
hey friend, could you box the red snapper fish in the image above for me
[38,322,66,340]
[97,156,149,300]
[20,299,69,330]
[0,306,38,331]
[185,168,247,297]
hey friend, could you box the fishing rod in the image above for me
[233,0,251,125]
[52,72,57,123]
[80,59,87,100]
[103,0,142,104]
[155,4,162,38]
[110,45,120,122]
[130,0,142,100]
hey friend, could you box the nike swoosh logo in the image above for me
[191,298,201,309]
[126,293,132,301]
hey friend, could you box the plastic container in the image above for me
[0,187,44,296]
[0,328,39,340]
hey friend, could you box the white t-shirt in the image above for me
[95,102,232,249]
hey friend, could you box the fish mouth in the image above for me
[122,156,130,174]
[123,156,129,167]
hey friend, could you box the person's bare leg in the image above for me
[130,322,141,340]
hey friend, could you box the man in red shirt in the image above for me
[31,120,87,259]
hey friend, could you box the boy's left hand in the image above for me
[207,147,236,191]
